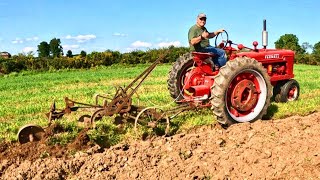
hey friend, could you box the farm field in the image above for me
[0,63,320,179]
[0,63,320,142]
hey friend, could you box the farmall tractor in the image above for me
[16,20,300,144]
[167,20,300,126]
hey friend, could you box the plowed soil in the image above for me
[1,113,320,179]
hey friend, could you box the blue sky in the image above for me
[0,0,319,55]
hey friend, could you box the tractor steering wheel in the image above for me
[215,30,229,48]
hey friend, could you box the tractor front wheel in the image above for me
[211,57,272,126]
[274,79,300,103]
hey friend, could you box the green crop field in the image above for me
[0,63,319,145]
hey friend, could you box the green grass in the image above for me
[0,63,319,144]
[268,64,320,118]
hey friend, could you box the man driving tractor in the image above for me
[188,13,227,67]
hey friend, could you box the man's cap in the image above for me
[197,13,207,18]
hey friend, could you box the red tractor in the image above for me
[167,20,300,126]
[15,20,301,144]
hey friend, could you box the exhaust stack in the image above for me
[262,19,268,49]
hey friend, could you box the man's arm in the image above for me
[206,29,225,39]
[190,35,203,45]
[188,26,204,46]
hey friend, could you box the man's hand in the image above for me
[216,29,225,34]
[208,29,225,39]
[201,31,210,39]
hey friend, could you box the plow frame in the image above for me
[17,53,209,144]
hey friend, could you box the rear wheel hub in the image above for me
[231,79,259,112]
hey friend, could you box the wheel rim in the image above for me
[134,107,170,136]
[287,85,298,101]
[179,64,195,98]
[226,69,267,122]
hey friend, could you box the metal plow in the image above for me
[17,55,195,144]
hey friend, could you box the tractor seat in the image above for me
[192,52,215,59]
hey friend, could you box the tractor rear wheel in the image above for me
[274,79,300,103]
[211,57,272,126]
[167,53,194,102]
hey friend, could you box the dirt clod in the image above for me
[68,129,92,150]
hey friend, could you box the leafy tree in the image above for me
[66,50,73,58]
[49,38,63,58]
[274,34,305,54]
[312,41,320,55]
[301,42,313,53]
[37,41,50,58]
[80,50,87,58]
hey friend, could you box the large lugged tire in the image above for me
[167,53,194,101]
[211,57,272,126]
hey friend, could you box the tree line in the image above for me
[275,34,320,65]
[0,45,189,74]
[0,34,319,74]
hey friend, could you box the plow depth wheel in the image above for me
[134,107,170,137]
[211,57,272,126]
[17,124,45,144]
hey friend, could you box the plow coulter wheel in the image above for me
[211,57,272,126]
[17,124,45,144]
[167,53,194,102]
[134,107,170,137]
[274,79,300,103]
[78,114,92,126]
[90,108,105,125]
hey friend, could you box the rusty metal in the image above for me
[17,124,45,144]
[134,107,170,135]
[45,53,167,125]
[18,52,215,144]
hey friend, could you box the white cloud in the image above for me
[23,47,36,53]
[124,47,135,52]
[64,34,96,43]
[26,36,39,42]
[157,41,182,48]
[113,33,128,37]
[131,41,152,48]
[12,36,39,44]
[62,44,80,50]
[12,38,23,44]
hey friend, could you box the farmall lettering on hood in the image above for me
[265,54,280,59]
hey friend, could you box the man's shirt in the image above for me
[188,24,210,52]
